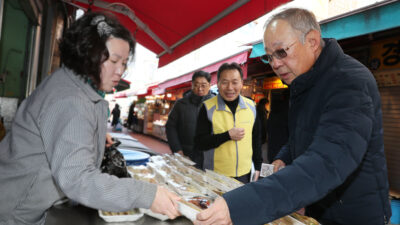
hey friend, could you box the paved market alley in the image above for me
[108,124,171,155]
[128,131,171,154]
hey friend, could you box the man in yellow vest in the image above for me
[195,62,262,183]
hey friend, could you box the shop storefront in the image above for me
[132,98,146,133]
[143,95,171,141]
[369,34,400,197]
[140,49,251,141]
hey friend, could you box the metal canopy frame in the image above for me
[157,0,250,58]
[62,0,250,58]
[62,0,172,54]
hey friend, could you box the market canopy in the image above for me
[114,49,250,97]
[156,49,250,94]
[113,78,130,92]
[62,0,288,67]
[249,0,400,58]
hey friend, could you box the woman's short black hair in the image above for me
[217,62,243,81]
[59,11,135,88]
[192,70,211,83]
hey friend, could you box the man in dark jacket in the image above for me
[194,8,391,225]
[166,71,214,168]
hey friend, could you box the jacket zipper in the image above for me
[233,112,239,177]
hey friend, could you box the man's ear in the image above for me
[306,29,321,52]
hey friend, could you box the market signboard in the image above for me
[263,77,288,89]
[370,35,400,87]
[373,68,400,87]
[369,36,400,70]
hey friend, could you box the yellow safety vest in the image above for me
[203,95,256,177]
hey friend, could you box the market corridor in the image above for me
[107,124,172,155]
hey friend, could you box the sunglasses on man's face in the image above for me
[261,41,297,63]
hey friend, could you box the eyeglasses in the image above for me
[193,83,209,89]
[261,41,297,63]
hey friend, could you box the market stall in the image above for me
[141,95,170,141]
[151,98,170,142]
[45,153,320,225]
[45,129,320,225]
[45,203,192,225]
[132,99,169,138]
[130,100,145,133]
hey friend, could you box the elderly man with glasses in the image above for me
[194,8,391,225]
[166,70,215,168]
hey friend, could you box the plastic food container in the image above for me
[268,216,305,225]
[98,209,144,222]
[177,200,201,221]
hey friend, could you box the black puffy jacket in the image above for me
[166,91,214,166]
[224,39,391,225]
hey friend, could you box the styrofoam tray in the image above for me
[268,215,306,225]
[285,216,306,225]
[177,201,201,221]
[174,153,196,166]
[98,209,144,222]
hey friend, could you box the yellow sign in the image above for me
[370,36,400,70]
[263,77,288,89]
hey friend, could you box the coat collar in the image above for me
[62,66,105,103]
[189,91,214,105]
[216,94,247,112]
[290,38,342,97]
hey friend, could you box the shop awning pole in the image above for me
[62,0,172,54]
[157,0,250,58]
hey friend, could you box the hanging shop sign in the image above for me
[252,93,265,103]
[373,68,400,87]
[263,77,288,89]
[369,36,400,71]
[370,35,400,87]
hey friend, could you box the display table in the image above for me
[133,119,144,133]
[45,203,193,225]
[152,123,167,141]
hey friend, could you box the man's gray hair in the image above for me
[264,8,322,45]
